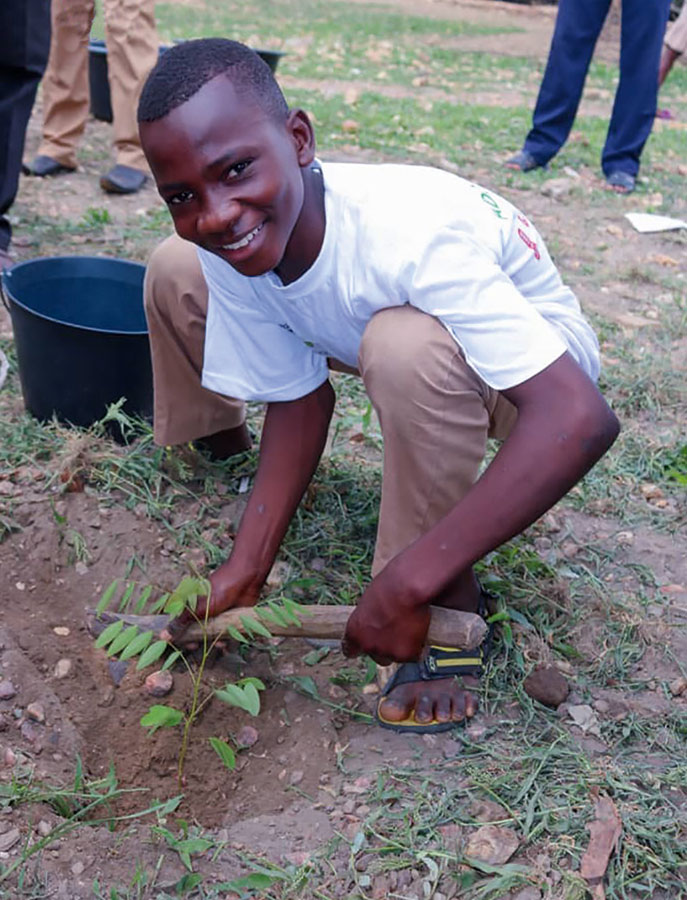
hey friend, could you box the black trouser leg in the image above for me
[0,0,51,251]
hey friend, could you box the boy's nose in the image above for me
[197,195,240,236]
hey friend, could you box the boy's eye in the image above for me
[167,190,194,206]
[226,159,252,179]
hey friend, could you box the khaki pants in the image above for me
[38,0,158,171]
[144,235,517,573]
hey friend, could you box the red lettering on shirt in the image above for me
[517,228,540,260]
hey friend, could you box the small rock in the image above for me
[343,798,356,814]
[3,748,16,767]
[36,820,52,837]
[567,704,601,737]
[523,666,569,708]
[289,769,304,786]
[21,720,44,750]
[53,659,72,679]
[540,177,574,200]
[593,699,610,714]
[470,798,508,823]
[74,562,89,576]
[362,683,379,695]
[71,860,85,876]
[53,626,70,636]
[464,824,519,865]
[26,702,45,723]
[669,677,687,697]
[511,888,542,900]
[107,659,130,686]
[144,670,174,698]
[442,738,462,758]
[236,725,259,748]
[0,681,16,701]
[0,828,20,852]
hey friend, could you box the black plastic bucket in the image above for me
[1,256,153,434]
[88,39,284,122]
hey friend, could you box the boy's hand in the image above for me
[161,562,261,642]
[342,571,430,665]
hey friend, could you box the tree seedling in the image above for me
[94,576,306,790]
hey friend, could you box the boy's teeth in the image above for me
[224,224,262,251]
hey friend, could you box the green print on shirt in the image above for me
[480,191,506,220]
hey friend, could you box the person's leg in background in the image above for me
[27,0,93,177]
[100,0,159,194]
[144,234,250,457]
[508,0,611,172]
[601,0,671,191]
[0,0,51,268]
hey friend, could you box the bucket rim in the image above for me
[1,254,149,337]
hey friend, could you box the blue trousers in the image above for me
[523,0,671,177]
[0,0,51,251]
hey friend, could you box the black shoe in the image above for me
[505,149,545,172]
[605,170,636,194]
[100,164,147,194]
[24,155,76,177]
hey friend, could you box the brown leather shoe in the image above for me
[100,164,147,194]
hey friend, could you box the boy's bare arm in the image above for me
[343,353,620,663]
[164,380,335,638]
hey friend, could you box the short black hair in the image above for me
[138,38,288,123]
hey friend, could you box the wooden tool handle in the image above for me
[184,603,487,650]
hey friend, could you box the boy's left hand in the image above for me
[342,572,430,665]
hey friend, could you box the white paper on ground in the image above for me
[625,212,687,233]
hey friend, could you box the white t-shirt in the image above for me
[200,162,600,402]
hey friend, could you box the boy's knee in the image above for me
[359,306,443,390]
[144,234,206,318]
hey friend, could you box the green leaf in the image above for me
[135,640,169,671]
[267,600,291,627]
[150,592,169,614]
[117,582,136,612]
[506,608,534,630]
[240,614,272,639]
[96,579,120,616]
[165,596,186,618]
[209,737,236,771]
[175,837,214,855]
[218,873,280,891]
[255,607,284,627]
[215,684,250,711]
[282,597,306,625]
[118,630,155,661]
[226,625,248,644]
[238,677,266,691]
[94,619,124,649]
[289,675,320,700]
[161,649,182,671]
[133,584,153,614]
[140,705,183,732]
[173,873,203,895]
[242,683,260,717]
[107,624,140,657]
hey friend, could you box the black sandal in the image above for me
[375,592,494,734]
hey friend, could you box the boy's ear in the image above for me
[286,109,316,167]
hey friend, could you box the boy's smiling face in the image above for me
[140,74,323,282]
